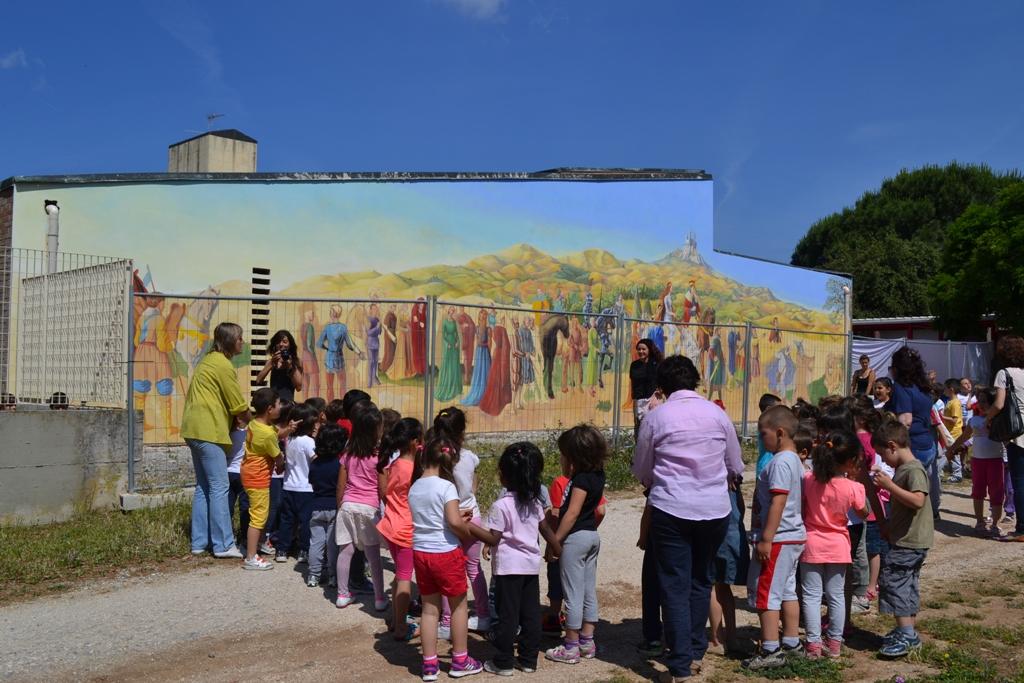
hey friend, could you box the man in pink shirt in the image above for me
[632,355,745,682]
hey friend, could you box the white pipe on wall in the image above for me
[44,201,59,274]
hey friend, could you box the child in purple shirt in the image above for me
[469,442,560,676]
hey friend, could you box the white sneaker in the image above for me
[214,546,243,559]
[336,592,355,608]
[468,615,491,632]
[437,624,451,641]
[190,548,207,556]
[242,556,273,571]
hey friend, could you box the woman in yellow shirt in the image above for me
[181,322,252,558]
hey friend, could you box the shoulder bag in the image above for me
[989,369,1024,442]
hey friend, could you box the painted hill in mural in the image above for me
[251,238,841,332]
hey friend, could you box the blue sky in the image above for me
[2,1,1022,264]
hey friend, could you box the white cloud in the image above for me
[0,48,28,69]
[438,0,507,21]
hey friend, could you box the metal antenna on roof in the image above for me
[206,113,225,130]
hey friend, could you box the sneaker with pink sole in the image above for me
[804,641,822,659]
[545,643,581,665]
[823,637,842,658]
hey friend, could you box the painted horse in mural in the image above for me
[174,286,221,371]
[540,313,570,399]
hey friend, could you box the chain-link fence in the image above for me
[0,247,132,406]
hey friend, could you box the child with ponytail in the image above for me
[800,431,869,658]
[376,416,424,641]
[409,437,483,680]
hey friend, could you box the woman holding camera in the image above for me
[257,329,303,401]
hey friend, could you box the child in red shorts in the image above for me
[408,437,483,681]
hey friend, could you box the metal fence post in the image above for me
[423,296,436,427]
[741,322,752,439]
[611,310,625,449]
[126,285,136,493]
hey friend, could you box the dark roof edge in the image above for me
[169,129,258,147]
[1,168,710,190]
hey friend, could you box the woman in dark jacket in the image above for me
[630,338,663,430]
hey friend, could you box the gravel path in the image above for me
[1,479,1019,682]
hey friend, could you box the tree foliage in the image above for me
[791,163,1019,318]
[929,183,1024,338]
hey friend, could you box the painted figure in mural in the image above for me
[410,298,428,377]
[727,327,740,387]
[696,307,716,373]
[706,330,725,402]
[683,279,701,324]
[563,316,585,393]
[808,353,845,405]
[750,328,762,378]
[480,315,513,417]
[134,294,183,434]
[767,345,797,402]
[646,317,666,356]
[462,309,492,406]
[394,308,413,380]
[366,303,382,388]
[380,304,397,375]
[583,320,601,396]
[659,281,676,351]
[318,304,363,402]
[540,314,570,400]
[510,317,524,410]
[679,323,700,363]
[793,340,815,400]
[173,286,220,371]
[768,316,782,344]
[299,307,320,398]
[531,288,550,329]
[518,316,539,405]
[582,289,594,328]
[553,289,566,313]
[435,306,463,402]
[455,306,476,385]
[595,305,619,388]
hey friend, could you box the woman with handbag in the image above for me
[989,335,1024,541]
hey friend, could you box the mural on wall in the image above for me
[13,180,849,443]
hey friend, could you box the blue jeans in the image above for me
[267,477,284,543]
[911,443,936,468]
[1008,444,1024,534]
[187,439,235,554]
[276,490,314,556]
[650,506,729,678]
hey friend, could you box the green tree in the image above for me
[929,183,1024,338]
[791,163,1019,318]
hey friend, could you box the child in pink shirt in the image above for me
[335,402,387,611]
[469,442,560,676]
[800,431,869,658]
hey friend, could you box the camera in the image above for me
[279,349,290,362]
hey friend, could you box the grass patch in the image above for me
[925,599,950,610]
[962,611,982,621]
[918,617,1024,646]
[0,501,198,604]
[902,642,999,682]
[737,656,845,682]
[975,583,1015,598]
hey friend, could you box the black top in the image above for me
[854,375,870,394]
[270,366,297,402]
[629,359,659,400]
[308,455,340,512]
[560,470,606,535]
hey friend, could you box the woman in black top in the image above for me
[850,354,876,396]
[630,338,663,429]
[256,329,303,401]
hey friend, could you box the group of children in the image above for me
[738,392,940,670]
[232,386,610,681]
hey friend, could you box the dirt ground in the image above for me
[2,480,1022,683]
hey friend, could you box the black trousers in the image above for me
[493,574,541,670]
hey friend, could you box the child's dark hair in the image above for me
[251,387,279,415]
[871,418,910,451]
[290,403,319,438]
[759,404,798,437]
[851,394,881,433]
[304,396,327,415]
[818,401,854,435]
[944,378,960,392]
[793,428,815,456]
[342,389,371,417]
[379,417,423,473]
[759,393,783,413]
[347,401,382,459]
[557,424,608,473]
[433,407,467,452]
[414,436,459,483]
[975,386,995,406]
[811,430,862,483]
[275,397,295,426]
[381,408,402,441]
[325,399,345,423]
[315,423,347,460]
[791,398,819,421]
[499,441,544,510]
